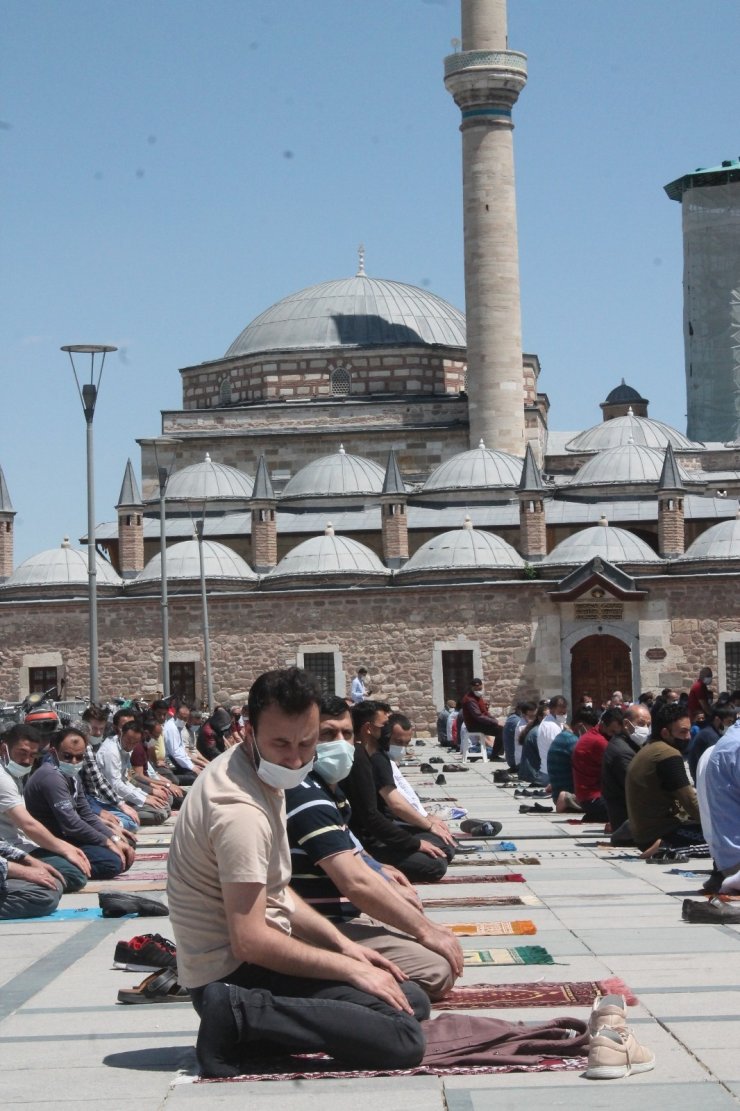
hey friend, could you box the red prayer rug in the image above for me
[433,977,637,1010]
[422,894,541,908]
[135,852,170,862]
[436,872,526,884]
[194,1056,587,1083]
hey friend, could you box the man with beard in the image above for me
[625,704,703,854]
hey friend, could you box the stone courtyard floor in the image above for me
[3,742,740,1110]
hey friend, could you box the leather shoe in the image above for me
[99,893,169,918]
[682,897,740,923]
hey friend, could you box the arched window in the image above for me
[331,367,351,396]
[219,378,233,405]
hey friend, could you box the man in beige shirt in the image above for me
[167,667,428,1079]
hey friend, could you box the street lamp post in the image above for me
[62,343,117,704]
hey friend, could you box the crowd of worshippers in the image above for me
[0,696,250,920]
[491,671,740,873]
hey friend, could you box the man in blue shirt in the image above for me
[698,719,740,877]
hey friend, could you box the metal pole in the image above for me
[85,406,98,703]
[159,467,169,695]
[196,519,213,709]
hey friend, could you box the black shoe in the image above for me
[419,763,434,774]
[429,757,444,764]
[493,769,513,784]
[519,803,554,814]
[682,897,740,923]
[114,933,177,972]
[435,774,447,786]
[442,764,469,773]
[99,893,169,918]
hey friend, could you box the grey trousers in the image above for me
[0,877,63,920]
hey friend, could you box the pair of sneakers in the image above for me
[585,993,655,1080]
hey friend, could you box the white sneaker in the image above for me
[588,992,627,1036]
[585,1026,655,1080]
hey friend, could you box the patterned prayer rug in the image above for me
[449,921,537,936]
[422,894,541,909]
[80,879,167,893]
[464,946,554,966]
[433,977,637,1010]
[436,872,526,884]
[134,852,170,862]
[450,855,541,866]
[192,1056,587,1082]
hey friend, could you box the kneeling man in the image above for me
[167,668,428,1079]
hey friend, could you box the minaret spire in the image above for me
[444,0,527,456]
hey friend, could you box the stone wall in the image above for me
[1,572,739,732]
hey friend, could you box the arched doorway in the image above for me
[570,634,632,710]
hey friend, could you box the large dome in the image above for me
[568,443,689,490]
[542,520,662,566]
[224,275,466,357]
[422,441,523,494]
[265,526,390,586]
[164,455,254,505]
[134,540,258,586]
[566,412,700,453]
[2,539,122,592]
[678,511,740,564]
[281,446,386,501]
[397,519,524,578]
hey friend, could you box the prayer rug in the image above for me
[450,855,540,866]
[134,852,170,862]
[191,1056,587,1082]
[449,921,537,936]
[422,894,541,909]
[437,872,526,884]
[2,907,129,923]
[79,879,167,893]
[433,977,637,1010]
[464,946,554,966]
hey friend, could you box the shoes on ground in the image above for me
[442,764,469,773]
[435,773,447,786]
[114,933,177,972]
[682,897,740,923]
[585,1026,655,1080]
[429,757,444,764]
[588,993,627,1036]
[518,803,554,814]
[99,892,169,918]
[117,966,190,1005]
[459,819,503,838]
[492,770,515,784]
[419,763,435,774]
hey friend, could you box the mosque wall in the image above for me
[1,573,739,726]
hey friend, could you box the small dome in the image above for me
[567,412,699,453]
[2,539,122,591]
[165,455,254,504]
[422,441,523,493]
[266,526,390,584]
[281,446,386,501]
[136,540,257,584]
[679,510,740,563]
[543,520,662,566]
[568,443,689,489]
[603,380,647,406]
[224,275,466,357]
[397,518,524,577]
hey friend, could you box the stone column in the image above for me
[445,0,527,456]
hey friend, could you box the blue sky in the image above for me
[1,0,738,561]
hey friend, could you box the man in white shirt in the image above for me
[163,703,201,784]
[537,696,568,770]
[351,668,371,704]
[96,719,170,825]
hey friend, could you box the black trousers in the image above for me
[192,963,428,1070]
[369,829,454,883]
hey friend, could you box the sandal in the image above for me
[459,819,503,838]
[117,967,191,1005]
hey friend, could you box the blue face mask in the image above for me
[313,741,355,784]
[57,760,82,778]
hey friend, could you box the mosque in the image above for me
[1,0,739,725]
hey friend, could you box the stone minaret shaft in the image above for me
[445,0,527,455]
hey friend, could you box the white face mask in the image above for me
[313,741,355,784]
[5,758,31,779]
[254,739,314,791]
[555,714,567,726]
[632,725,651,745]
[389,744,407,762]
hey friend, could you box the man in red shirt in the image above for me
[687,667,713,724]
[572,708,625,822]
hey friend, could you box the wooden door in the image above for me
[570,634,632,710]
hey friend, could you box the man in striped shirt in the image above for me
[285,696,462,1000]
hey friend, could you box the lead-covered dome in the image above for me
[265,525,390,587]
[164,455,254,505]
[678,510,740,564]
[566,412,699,453]
[397,519,524,580]
[1,539,122,595]
[542,519,662,566]
[224,275,466,357]
[422,440,523,495]
[281,446,386,501]
[567,443,689,490]
[132,539,257,592]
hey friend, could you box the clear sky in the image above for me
[1,0,738,562]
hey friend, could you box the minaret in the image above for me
[251,455,278,573]
[517,442,547,561]
[657,443,686,559]
[380,449,409,568]
[445,0,527,456]
[0,465,15,581]
[116,459,144,578]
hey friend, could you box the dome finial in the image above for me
[61,536,70,548]
[356,243,366,277]
[338,443,346,455]
[324,522,335,536]
[627,406,634,417]
[599,515,609,527]
[205,452,211,463]
[463,515,473,530]
[478,438,486,450]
